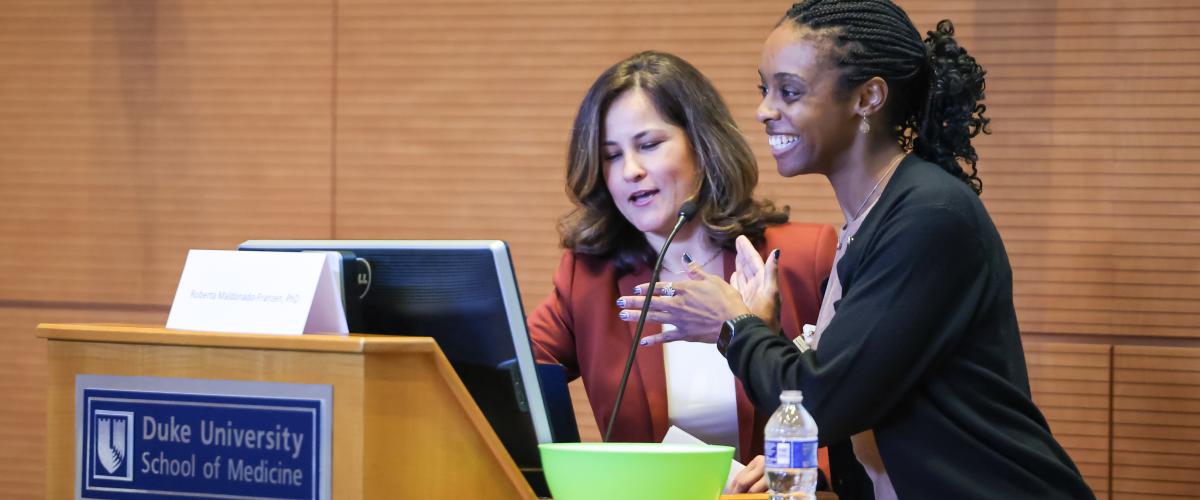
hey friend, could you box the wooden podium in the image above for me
[40,323,537,499]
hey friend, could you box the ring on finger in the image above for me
[661,282,675,297]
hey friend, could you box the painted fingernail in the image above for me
[619,310,629,320]
[639,339,648,346]
[633,286,643,296]
[773,249,781,259]
[616,298,626,308]
[682,253,694,264]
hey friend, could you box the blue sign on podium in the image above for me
[76,375,332,500]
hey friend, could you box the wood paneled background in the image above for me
[1,0,1196,497]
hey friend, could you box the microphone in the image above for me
[604,200,700,442]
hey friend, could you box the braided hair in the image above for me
[784,0,990,193]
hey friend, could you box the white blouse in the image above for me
[662,323,740,455]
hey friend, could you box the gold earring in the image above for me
[859,115,871,134]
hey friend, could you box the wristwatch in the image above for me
[717,314,758,356]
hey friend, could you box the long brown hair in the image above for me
[560,51,788,273]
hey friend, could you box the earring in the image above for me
[859,115,871,134]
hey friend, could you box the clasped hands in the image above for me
[616,235,781,345]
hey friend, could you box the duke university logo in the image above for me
[93,410,134,481]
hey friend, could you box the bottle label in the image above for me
[765,438,818,469]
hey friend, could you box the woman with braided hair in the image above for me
[617,1,1095,498]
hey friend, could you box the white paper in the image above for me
[302,251,350,335]
[662,425,746,493]
[166,249,349,336]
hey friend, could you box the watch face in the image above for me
[718,320,734,354]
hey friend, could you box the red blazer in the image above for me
[527,223,836,463]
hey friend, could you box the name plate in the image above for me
[166,249,349,335]
[76,375,332,500]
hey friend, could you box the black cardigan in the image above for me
[727,156,1094,499]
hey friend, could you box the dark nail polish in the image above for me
[616,298,626,308]
[639,339,648,346]
[773,249,781,259]
[619,310,629,320]
[633,286,643,296]
[682,253,694,264]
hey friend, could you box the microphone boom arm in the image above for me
[603,201,697,442]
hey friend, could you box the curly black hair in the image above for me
[784,0,991,193]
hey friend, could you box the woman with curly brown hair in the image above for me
[527,50,836,484]
[618,2,1095,498]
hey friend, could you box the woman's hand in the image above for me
[615,260,752,345]
[727,455,768,493]
[730,236,782,333]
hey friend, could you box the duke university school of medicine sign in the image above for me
[77,375,332,500]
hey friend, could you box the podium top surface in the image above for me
[37,323,438,354]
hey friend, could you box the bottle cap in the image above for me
[780,390,803,403]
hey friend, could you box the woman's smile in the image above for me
[768,134,801,154]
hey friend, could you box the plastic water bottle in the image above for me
[764,390,818,500]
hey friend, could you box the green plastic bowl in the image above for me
[538,442,734,500]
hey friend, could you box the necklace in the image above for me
[661,250,721,274]
[848,152,907,221]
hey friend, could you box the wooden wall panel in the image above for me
[1025,342,1112,498]
[331,0,1200,342]
[0,0,1197,498]
[1113,346,1200,499]
[331,0,830,310]
[569,380,601,442]
[0,2,337,498]
[0,0,335,307]
[0,306,166,500]
[911,0,1200,340]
